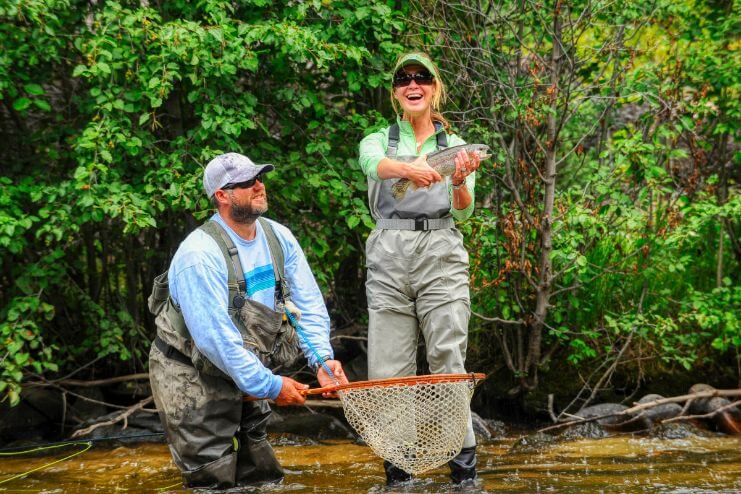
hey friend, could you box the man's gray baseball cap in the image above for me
[203,152,274,198]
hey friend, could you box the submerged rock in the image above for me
[0,388,65,444]
[558,421,609,440]
[688,384,741,435]
[486,418,507,438]
[636,394,683,423]
[575,403,629,425]
[471,412,491,443]
[267,411,354,440]
[509,431,559,453]
[67,387,109,422]
[652,422,709,439]
[576,403,651,432]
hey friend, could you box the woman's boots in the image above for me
[384,460,413,485]
[383,446,477,486]
[448,446,477,485]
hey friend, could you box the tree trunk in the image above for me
[525,1,562,389]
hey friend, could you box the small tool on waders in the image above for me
[284,307,341,386]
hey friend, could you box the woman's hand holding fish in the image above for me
[406,154,443,188]
[452,150,481,187]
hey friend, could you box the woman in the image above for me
[358,52,481,486]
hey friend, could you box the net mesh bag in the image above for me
[336,374,480,475]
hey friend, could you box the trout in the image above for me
[391,144,490,200]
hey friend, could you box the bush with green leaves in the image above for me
[0,0,737,409]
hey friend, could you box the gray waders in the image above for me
[148,218,301,488]
[365,123,477,484]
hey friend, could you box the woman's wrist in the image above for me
[399,162,413,180]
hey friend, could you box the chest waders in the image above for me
[368,122,454,226]
[363,122,478,483]
[147,218,299,488]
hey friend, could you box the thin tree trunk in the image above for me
[525,1,562,388]
[716,132,728,287]
[126,236,139,324]
[717,224,724,288]
[85,226,100,301]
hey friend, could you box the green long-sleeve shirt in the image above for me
[358,118,476,221]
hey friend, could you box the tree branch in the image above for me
[541,389,741,433]
[71,396,155,438]
[471,310,524,326]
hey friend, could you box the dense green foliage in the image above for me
[405,0,739,403]
[1,0,737,410]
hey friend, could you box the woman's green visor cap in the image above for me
[393,53,438,77]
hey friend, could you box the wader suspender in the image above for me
[258,218,292,303]
[386,121,448,158]
[199,218,289,308]
[373,122,455,231]
[154,219,288,365]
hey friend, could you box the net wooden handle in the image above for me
[301,386,339,396]
[245,373,487,400]
[242,386,326,401]
[301,372,487,396]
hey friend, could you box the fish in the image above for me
[390,144,490,200]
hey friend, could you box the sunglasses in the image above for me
[392,70,435,87]
[222,173,265,190]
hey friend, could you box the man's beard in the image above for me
[230,199,268,224]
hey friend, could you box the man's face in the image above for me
[224,176,268,223]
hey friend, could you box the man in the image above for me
[148,152,348,488]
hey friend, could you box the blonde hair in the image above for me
[389,52,450,131]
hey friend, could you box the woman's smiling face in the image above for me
[393,64,435,117]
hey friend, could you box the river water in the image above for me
[0,433,739,493]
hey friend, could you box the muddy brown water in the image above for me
[0,433,739,493]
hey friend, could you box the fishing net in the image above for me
[321,373,484,475]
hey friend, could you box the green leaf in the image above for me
[72,64,87,77]
[97,62,111,74]
[33,99,52,112]
[8,388,20,407]
[24,83,45,95]
[13,98,32,111]
[14,353,29,366]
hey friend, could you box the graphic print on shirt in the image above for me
[245,264,275,297]
[243,263,276,309]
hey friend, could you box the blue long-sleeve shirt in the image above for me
[168,213,333,400]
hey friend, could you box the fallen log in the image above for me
[539,388,741,434]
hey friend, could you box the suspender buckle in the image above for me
[414,219,429,231]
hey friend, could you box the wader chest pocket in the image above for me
[237,302,300,368]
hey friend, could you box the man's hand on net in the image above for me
[274,376,308,406]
